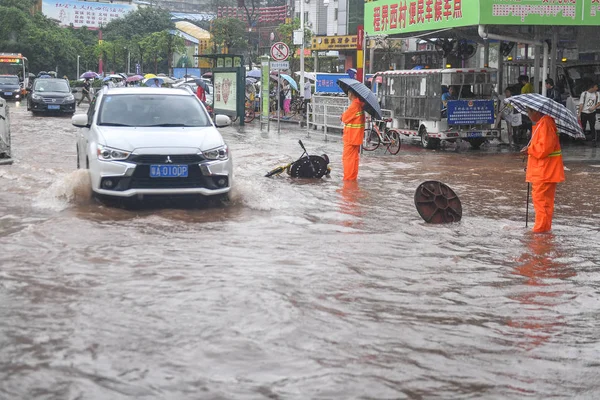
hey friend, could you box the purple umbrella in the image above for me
[126,75,144,82]
[80,71,99,79]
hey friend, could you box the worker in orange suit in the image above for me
[341,89,365,180]
[520,108,565,233]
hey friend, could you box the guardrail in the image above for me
[0,98,12,165]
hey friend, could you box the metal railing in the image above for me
[306,95,347,141]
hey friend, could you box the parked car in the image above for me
[0,75,23,101]
[71,86,233,203]
[27,78,76,114]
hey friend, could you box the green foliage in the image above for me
[209,17,249,54]
[276,18,313,72]
[103,7,174,41]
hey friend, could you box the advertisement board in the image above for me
[42,0,136,29]
[447,100,495,125]
[365,0,479,36]
[479,0,600,25]
[213,72,238,114]
[261,59,270,121]
[315,73,374,93]
[365,0,600,36]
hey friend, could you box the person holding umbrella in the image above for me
[340,89,365,181]
[78,78,92,106]
[519,107,565,233]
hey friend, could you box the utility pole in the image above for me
[299,0,305,100]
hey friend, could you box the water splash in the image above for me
[33,169,92,210]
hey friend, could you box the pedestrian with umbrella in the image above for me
[194,79,210,103]
[505,93,584,233]
[337,78,383,181]
[78,78,92,106]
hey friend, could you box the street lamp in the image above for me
[77,55,80,79]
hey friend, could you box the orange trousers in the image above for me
[342,143,360,180]
[531,182,557,233]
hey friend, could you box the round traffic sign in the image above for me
[270,42,290,61]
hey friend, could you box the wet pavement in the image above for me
[1,101,600,399]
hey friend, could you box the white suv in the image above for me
[72,86,233,202]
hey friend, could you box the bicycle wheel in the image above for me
[244,107,255,123]
[386,129,402,155]
[363,128,381,151]
[265,166,285,177]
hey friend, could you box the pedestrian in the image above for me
[496,87,519,146]
[196,84,206,103]
[545,78,562,104]
[153,78,161,88]
[577,81,599,145]
[520,107,565,233]
[78,78,92,106]
[303,78,312,117]
[341,89,365,181]
[283,84,292,117]
[519,75,534,94]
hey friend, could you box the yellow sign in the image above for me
[311,35,358,51]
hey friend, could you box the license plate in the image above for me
[467,132,482,138]
[48,105,60,110]
[149,165,188,178]
[4,92,12,96]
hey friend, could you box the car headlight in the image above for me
[65,94,75,101]
[202,144,228,161]
[32,94,42,100]
[97,145,131,161]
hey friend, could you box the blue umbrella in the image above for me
[247,70,261,79]
[279,73,298,91]
[143,77,164,87]
[337,78,383,120]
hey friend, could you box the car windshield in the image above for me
[0,76,19,85]
[97,94,211,127]
[564,65,600,97]
[34,80,69,92]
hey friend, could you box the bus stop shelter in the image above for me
[364,0,600,95]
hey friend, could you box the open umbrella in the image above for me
[143,77,164,87]
[505,93,585,139]
[337,78,383,120]
[269,74,298,91]
[247,70,261,79]
[294,71,316,81]
[144,73,157,79]
[80,71,99,79]
[202,72,212,79]
[126,75,144,82]
[194,79,210,94]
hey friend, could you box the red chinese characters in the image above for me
[390,3,398,29]
[425,0,434,21]
[454,0,462,18]
[434,0,443,21]
[409,1,417,24]
[373,6,381,31]
[417,0,425,23]
[382,5,389,31]
[443,0,452,19]
[399,1,407,29]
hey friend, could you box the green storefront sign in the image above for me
[480,0,600,25]
[365,0,600,35]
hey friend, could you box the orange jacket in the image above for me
[526,115,565,183]
[341,98,365,146]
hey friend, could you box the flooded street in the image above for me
[1,101,600,399]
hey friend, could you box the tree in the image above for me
[155,31,185,75]
[210,17,249,54]
[103,7,174,41]
[276,18,312,72]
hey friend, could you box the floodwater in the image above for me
[1,101,600,399]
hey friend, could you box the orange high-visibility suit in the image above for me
[525,115,565,233]
[341,98,365,180]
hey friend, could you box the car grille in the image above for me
[42,98,66,104]
[128,154,205,164]
[130,165,214,189]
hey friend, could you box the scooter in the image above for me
[265,140,331,178]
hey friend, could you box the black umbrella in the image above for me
[337,78,382,120]
[194,78,210,94]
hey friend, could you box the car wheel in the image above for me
[420,126,439,149]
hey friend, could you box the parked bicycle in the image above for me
[363,118,402,155]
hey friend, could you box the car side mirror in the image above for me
[72,114,89,128]
[214,114,232,128]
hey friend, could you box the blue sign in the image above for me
[315,73,375,93]
[447,100,495,125]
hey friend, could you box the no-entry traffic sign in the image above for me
[270,42,290,61]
